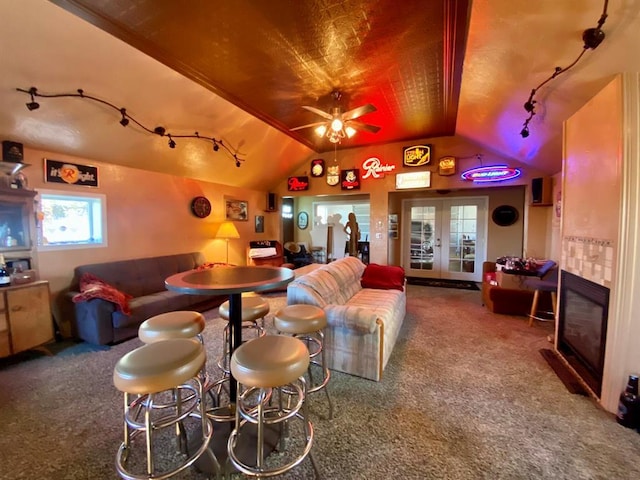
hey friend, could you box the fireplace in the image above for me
[558,271,610,397]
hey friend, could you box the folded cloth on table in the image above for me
[249,247,278,258]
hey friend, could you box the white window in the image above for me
[37,190,107,250]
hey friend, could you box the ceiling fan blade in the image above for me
[342,103,377,121]
[347,120,381,134]
[301,105,333,120]
[290,121,327,131]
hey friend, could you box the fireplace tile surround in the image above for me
[561,235,615,288]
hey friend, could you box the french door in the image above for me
[402,197,487,281]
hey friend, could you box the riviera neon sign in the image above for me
[460,165,521,183]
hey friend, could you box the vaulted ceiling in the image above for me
[1,0,638,190]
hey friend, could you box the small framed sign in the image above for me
[403,145,431,167]
[341,169,360,190]
[310,159,325,177]
[45,158,98,187]
[287,176,309,191]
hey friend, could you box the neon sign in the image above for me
[460,165,521,183]
[361,157,396,179]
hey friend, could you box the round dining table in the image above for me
[165,265,295,402]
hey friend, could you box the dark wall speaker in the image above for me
[531,177,552,206]
[266,193,277,212]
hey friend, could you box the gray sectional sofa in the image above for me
[67,252,224,345]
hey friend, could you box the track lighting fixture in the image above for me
[26,87,40,111]
[15,86,244,166]
[519,0,608,138]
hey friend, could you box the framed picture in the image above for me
[225,199,248,221]
[255,215,264,233]
[388,214,399,239]
[297,211,309,230]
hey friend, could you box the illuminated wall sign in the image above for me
[460,165,521,183]
[341,169,360,190]
[395,171,431,189]
[361,157,396,179]
[287,176,309,191]
[438,156,456,176]
[403,145,431,167]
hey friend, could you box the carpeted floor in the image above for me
[1,285,639,479]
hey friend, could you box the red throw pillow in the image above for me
[361,263,405,291]
[72,273,133,314]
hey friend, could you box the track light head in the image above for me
[520,126,530,138]
[168,135,176,148]
[26,86,40,110]
[524,100,536,113]
[583,27,605,49]
[119,108,129,126]
[212,141,219,152]
[235,159,241,167]
[154,126,166,136]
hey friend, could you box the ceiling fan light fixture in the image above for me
[345,126,357,138]
[330,118,343,132]
[315,125,327,137]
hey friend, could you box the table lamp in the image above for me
[216,221,240,264]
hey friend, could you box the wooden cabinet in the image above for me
[0,186,38,274]
[0,281,53,357]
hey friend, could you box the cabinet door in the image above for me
[7,283,53,353]
[0,293,9,357]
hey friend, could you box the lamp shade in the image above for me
[216,221,240,239]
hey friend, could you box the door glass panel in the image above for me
[447,204,477,274]
[410,206,435,271]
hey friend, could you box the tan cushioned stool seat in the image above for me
[219,296,269,322]
[113,338,206,395]
[274,304,327,334]
[138,311,205,343]
[230,335,309,388]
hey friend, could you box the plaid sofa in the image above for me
[286,256,406,381]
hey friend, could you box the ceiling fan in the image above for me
[291,90,380,143]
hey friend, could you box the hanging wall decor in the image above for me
[341,169,360,190]
[327,165,340,186]
[310,159,325,177]
[438,156,456,176]
[287,176,309,191]
[403,145,431,167]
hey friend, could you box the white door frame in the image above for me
[401,196,488,282]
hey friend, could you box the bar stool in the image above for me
[524,264,559,327]
[274,304,333,420]
[228,334,319,478]
[113,338,222,479]
[217,294,269,374]
[138,311,219,418]
[138,310,206,344]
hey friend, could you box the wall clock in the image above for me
[191,196,212,218]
